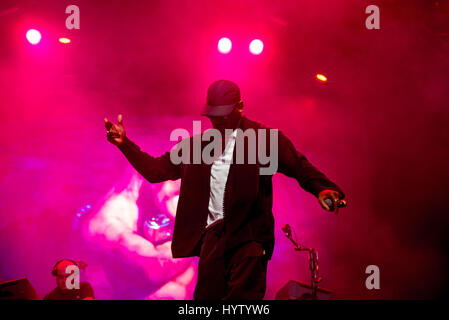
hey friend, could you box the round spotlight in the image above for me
[59,37,71,44]
[218,37,232,54]
[316,74,328,82]
[26,29,41,45]
[249,39,263,55]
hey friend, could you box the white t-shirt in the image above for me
[206,129,238,228]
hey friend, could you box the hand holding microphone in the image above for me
[318,190,347,215]
[324,198,347,211]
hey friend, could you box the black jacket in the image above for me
[118,116,344,259]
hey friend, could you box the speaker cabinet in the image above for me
[0,278,37,300]
[275,280,334,300]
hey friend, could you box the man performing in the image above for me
[104,79,345,300]
[44,259,94,300]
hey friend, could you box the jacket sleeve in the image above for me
[117,136,181,183]
[277,131,345,199]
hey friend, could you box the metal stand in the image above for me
[286,234,322,299]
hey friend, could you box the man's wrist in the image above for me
[117,136,129,149]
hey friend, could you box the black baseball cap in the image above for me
[201,80,242,117]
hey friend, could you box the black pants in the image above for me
[193,220,268,300]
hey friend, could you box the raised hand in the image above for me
[105,114,126,146]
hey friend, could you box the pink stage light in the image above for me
[26,29,41,45]
[218,37,232,54]
[249,39,263,55]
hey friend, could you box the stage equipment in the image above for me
[277,224,333,300]
[0,278,37,300]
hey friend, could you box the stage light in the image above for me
[26,29,41,45]
[218,37,232,54]
[316,74,328,82]
[59,37,71,44]
[249,39,263,55]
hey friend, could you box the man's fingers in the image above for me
[106,132,121,144]
[319,198,330,211]
[118,114,123,127]
[333,199,339,214]
[107,131,120,138]
[331,192,340,200]
[330,193,340,214]
[104,118,113,130]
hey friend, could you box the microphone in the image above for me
[324,198,347,211]
[282,224,303,250]
[281,224,292,238]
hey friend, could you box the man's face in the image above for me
[207,107,242,132]
[55,260,76,290]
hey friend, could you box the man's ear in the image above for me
[237,101,244,112]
